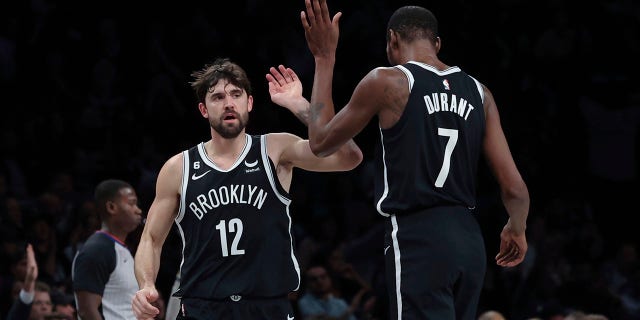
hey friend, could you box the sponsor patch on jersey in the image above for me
[244,159,258,167]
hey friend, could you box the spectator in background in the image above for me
[477,310,506,320]
[27,282,53,320]
[298,264,357,320]
[6,243,38,320]
[326,245,375,319]
[72,179,143,320]
[49,288,76,320]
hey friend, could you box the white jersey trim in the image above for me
[198,134,252,172]
[260,135,301,289]
[376,128,391,217]
[176,151,189,223]
[391,216,402,320]
[406,60,461,75]
[395,65,414,92]
[260,135,291,206]
[469,75,485,104]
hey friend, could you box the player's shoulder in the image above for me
[264,132,304,158]
[362,66,407,89]
[369,66,404,78]
[162,152,185,171]
[265,132,302,145]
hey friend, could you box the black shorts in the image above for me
[176,295,295,320]
[384,206,486,320]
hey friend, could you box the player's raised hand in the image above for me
[300,0,342,60]
[266,65,311,123]
[267,65,304,108]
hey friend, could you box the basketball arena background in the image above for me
[0,0,638,319]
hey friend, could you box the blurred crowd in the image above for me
[1,0,639,319]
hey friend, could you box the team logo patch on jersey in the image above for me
[443,79,450,90]
[230,295,242,302]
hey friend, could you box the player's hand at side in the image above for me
[132,287,160,320]
[300,0,342,60]
[266,65,307,112]
[495,220,527,267]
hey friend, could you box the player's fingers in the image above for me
[266,73,275,84]
[286,68,298,81]
[301,11,310,31]
[497,244,520,265]
[319,0,330,24]
[305,0,316,25]
[269,66,286,84]
[495,243,515,261]
[333,12,342,27]
[278,65,291,82]
[267,80,276,93]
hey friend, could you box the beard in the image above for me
[210,112,249,139]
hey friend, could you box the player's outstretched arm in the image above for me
[266,64,363,172]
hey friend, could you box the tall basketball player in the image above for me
[131,58,362,320]
[298,1,530,319]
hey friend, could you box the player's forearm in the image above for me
[501,181,529,233]
[287,99,312,126]
[293,98,362,166]
[134,237,162,289]
[309,57,337,156]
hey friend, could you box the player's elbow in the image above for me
[309,140,333,158]
[342,144,364,170]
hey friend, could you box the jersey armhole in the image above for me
[395,65,414,92]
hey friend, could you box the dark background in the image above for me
[1,0,639,319]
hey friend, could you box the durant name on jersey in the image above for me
[424,92,476,120]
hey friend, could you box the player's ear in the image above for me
[388,29,399,49]
[434,36,441,53]
[198,102,208,117]
[247,95,253,112]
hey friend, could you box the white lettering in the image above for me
[189,184,269,218]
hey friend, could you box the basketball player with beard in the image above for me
[131,58,363,320]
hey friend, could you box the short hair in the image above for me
[190,58,252,104]
[35,281,51,293]
[387,6,439,43]
[94,179,132,218]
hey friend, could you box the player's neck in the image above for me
[205,133,248,168]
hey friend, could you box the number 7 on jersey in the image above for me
[435,128,458,188]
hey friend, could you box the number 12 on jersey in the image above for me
[215,218,245,257]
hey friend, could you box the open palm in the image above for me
[266,65,304,110]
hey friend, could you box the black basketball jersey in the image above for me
[174,134,301,299]
[375,61,486,216]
